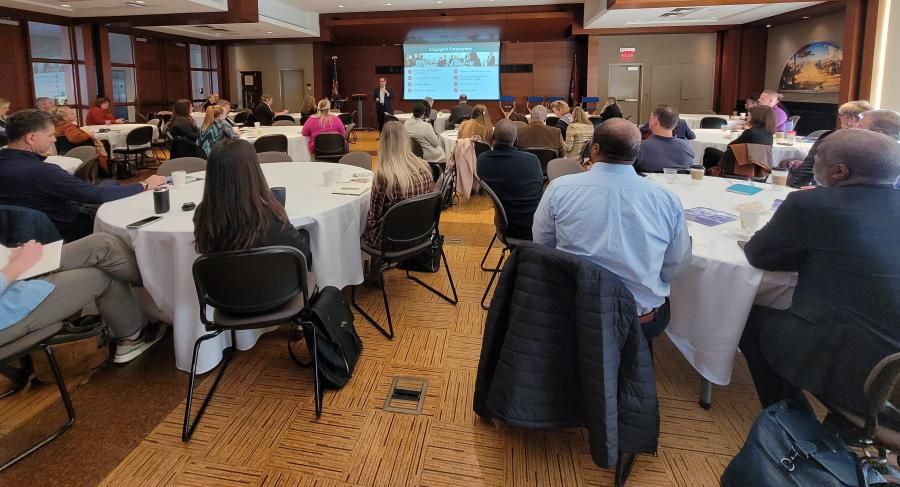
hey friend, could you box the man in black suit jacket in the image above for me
[448,94,474,129]
[373,77,394,131]
[475,119,543,240]
[740,129,900,417]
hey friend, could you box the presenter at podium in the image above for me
[373,77,394,131]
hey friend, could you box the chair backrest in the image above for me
[338,113,352,125]
[272,120,294,127]
[257,151,292,163]
[478,180,510,243]
[547,158,583,181]
[546,116,559,127]
[135,114,148,123]
[807,129,830,140]
[0,204,62,246]
[125,125,154,146]
[344,123,355,140]
[300,114,311,126]
[581,141,592,161]
[274,114,295,124]
[588,116,604,130]
[64,145,98,164]
[338,151,372,170]
[700,117,727,129]
[409,137,425,158]
[473,140,491,157]
[193,246,310,324]
[384,114,400,124]
[865,352,900,419]
[233,111,250,124]
[253,134,288,153]
[378,192,443,252]
[157,157,207,176]
[148,118,161,130]
[313,133,347,160]
[523,147,558,174]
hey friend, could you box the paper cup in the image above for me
[172,170,187,189]
[690,165,704,184]
[739,205,765,237]
[323,168,341,186]
[771,168,788,187]
[254,122,261,128]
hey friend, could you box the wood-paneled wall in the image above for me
[715,26,767,114]
[133,36,191,114]
[0,22,33,111]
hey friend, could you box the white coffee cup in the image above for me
[690,165,704,184]
[323,168,341,186]
[254,122,261,128]
[171,170,187,189]
[739,204,765,237]
[771,168,788,187]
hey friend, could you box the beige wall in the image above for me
[871,0,900,110]
[764,13,844,103]
[227,43,316,110]
[589,33,717,122]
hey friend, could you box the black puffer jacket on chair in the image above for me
[473,242,659,469]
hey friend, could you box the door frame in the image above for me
[608,63,644,122]
[239,70,262,110]
[279,68,305,113]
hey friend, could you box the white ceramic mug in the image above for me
[254,122,261,128]
[171,170,187,189]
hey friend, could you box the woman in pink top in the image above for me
[301,99,346,152]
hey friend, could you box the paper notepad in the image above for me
[684,207,738,227]
[725,183,764,196]
[331,183,370,196]
[0,240,63,280]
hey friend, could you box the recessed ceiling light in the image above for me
[135,0,146,3]
[436,0,442,3]
[266,31,273,34]
[125,2,146,7]
[802,15,809,19]
[765,24,772,28]
[60,3,71,6]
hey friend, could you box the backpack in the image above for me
[302,286,362,389]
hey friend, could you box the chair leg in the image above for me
[0,344,75,473]
[307,322,322,417]
[480,234,498,271]
[0,357,34,399]
[350,266,395,340]
[182,329,234,442]
[287,324,313,368]
[480,248,507,310]
[406,248,459,305]
[615,452,639,487]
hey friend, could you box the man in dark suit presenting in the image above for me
[373,77,393,131]
[739,129,900,418]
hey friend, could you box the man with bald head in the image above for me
[532,119,692,342]
[740,129,900,416]
[858,109,900,141]
[476,119,544,239]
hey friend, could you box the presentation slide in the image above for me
[403,42,500,100]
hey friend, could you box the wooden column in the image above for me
[839,0,879,103]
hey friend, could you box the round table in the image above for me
[46,155,83,175]
[646,173,797,386]
[94,162,372,373]
[439,129,459,156]
[239,126,312,162]
[679,114,744,130]
[394,112,451,133]
[688,128,813,166]
[82,124,159,152]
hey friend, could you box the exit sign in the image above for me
[619,48,636,59]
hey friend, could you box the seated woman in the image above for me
[193,139,312,269]
[85,97,124,126]
[0,98,9,130]
[197,106,238,158]
[167,99,200,159]
[457,104,493,142]
[702,105,775,170]
[253,95,288,127]
[563,108,594,159]
[549,100,572,137]
[299,95,317,118]
[362,121,435,250]
[52,106,109,172]
[593,97,622,121]
[301,99,346,153]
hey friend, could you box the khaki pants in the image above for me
[0,233,145,345]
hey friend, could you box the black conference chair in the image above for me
[253,134,288,154]
[313,133,347,162]
[523,147,558,177]
[338,113,353,125]
[588,116,604,130]
[184,246,320,442]
[409,137,425,158]
[233,111,250,125]
[478,180,531,310]
[257,151,292,163]
[300,114,311,126]
[112,125,155,173]
[699,117,727,129]
[546,115,559,127]
[351,192,458,340]
[473,140,491,157]
[274,114,296,124]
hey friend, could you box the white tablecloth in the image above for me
[94,162,372,373]
[440,130,459,156]
[649,173,798,385]
[679,114,744,130]
[688,128,813,166]
[46,155,82,174]
[82,124,158,152]
[239,126,311,161]
[394,112,451,133]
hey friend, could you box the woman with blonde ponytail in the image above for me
[197,105,237,157]
[301,98,346,152]
[362,121,434,248]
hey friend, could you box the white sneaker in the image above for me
[113,322,167,363]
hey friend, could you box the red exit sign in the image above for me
[619,48,636,59]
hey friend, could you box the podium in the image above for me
[349,93,373,131]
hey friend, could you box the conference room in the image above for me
[1,0,898,485]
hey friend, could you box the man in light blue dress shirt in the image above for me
[532,119,692,342]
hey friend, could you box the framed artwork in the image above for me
[779,41,842,93]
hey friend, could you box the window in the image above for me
[189,44,219,102]
[28,22,88,121]
[108,32,137,121]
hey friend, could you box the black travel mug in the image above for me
[153,186,170,214]
[271,187,286,207]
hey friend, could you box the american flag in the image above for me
[331,56,340,99]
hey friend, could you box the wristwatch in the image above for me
[140,181,149,191]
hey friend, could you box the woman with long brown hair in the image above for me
[197,105,237,157]
[457,104,493,141]
[167,98,200,158]
[702,105,776,170]
[193,139,311,267]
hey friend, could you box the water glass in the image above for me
[663,168,678,184]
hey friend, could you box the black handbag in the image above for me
[398,234,443,273]
[721,400,890,487]
[302,286,362,389]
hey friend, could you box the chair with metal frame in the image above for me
[257,151,292,163]
[233,110,250,125]
[157,157,207,176]
[272,120,295,127]
[338,113,352,125]
[112,125,155,173]
[478,180,531,310]
[699,117,727,129]
[338,151,372,170]
[274,114,296,124]
[313,133,347,163]
[253,134,289,153]
[350,192,458,340]
[473,140,491,157]
[547,157,584,181]
[409,137,425,158]
[522,147,558,177]
[184,246,320,442]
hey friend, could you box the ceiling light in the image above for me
[135,0,146,3]
[436,0,442,3]
[266,31,273,34]
[386,2,391,4]
[802,15,809,19]
[125,1,146,7]
[765,24,772,28]
[60,3,71,6]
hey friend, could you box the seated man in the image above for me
[739,129,900,417]
[759,90,788,132]
[0,233,166,363]
[635,105,695,172]
[532,119,692,342]
[476,119,544,240]
[639,118,695,140]
[405,102,445,163]
[448,94,474,128]
[0,110,165,242]
[515,105,565,158]
[858,109,900,141]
